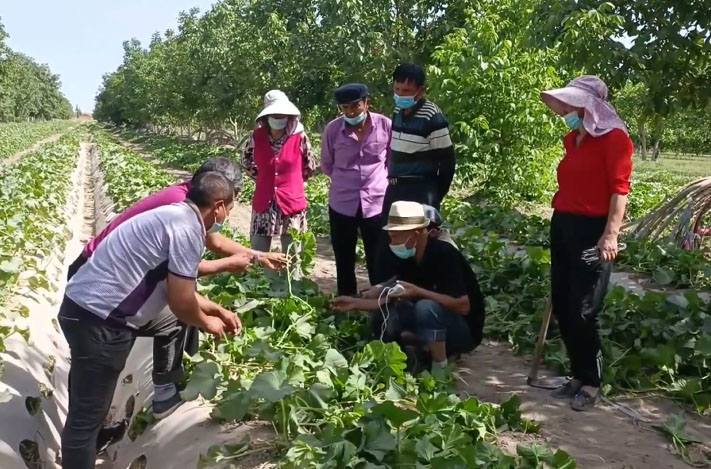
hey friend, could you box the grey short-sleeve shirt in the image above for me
[66,201,205,328]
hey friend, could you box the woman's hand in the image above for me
[597,232,619,262]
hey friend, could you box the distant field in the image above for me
[634,153,711,179]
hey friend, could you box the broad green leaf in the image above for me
[180,361,221,401]
[211,391,251,422]
[370,401,420,429]
[249,370,294,403]
[324,349,348,371]
[362,420,396,461]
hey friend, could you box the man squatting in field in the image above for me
[331,201,485,373]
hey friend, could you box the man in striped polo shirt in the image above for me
[373,63,456,284]
[385,62,456,215]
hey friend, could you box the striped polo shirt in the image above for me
[389,99,453,178]
[66,202,205,329]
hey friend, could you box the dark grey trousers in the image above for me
[58,296,186,469]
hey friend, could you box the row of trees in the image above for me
[0,20,73,122]
[94,0,711,202]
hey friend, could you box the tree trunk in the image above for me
[639,120,648,160]
[229,118,240,145]
[652,139,661,161]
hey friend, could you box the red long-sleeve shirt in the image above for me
[552,129,634,217]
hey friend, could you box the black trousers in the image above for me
[329,205,382,295]
[550,211,612,388]
[58,297,187,469]
[372,178,442,284]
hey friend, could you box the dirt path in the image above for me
[109,131,711,468]
[457,341,711,468]
[0,132,66,169]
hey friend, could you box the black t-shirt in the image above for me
[392,238,485,345]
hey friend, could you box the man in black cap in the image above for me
[321,83,392,295]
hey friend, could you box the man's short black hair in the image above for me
[392,63,426,87]
[187,171,234,208]
[193,157,242,193]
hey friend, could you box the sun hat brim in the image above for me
[541,87,592,116]
[382,218,430,231]
[256,101,301,120]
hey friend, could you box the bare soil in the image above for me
[457,341,711,468]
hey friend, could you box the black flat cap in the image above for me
[335,83,369,104]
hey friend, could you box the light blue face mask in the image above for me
[207,206,226,234]
[344,112,367,126]
[389,235,416,259]
[394,94,417,109]
[564,111,583,130]
[268,117,288,130]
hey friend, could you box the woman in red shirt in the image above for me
[541,76,634,411]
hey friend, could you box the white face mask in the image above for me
[268,117,288,130]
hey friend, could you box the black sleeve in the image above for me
[437,146,456,199]
[433,243,469,299]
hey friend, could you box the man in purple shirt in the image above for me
[321,83,391,295]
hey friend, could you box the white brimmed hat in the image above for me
[383,201,430,231]
[256,90,301,120]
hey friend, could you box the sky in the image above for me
[1,0,216,113]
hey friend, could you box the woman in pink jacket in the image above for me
[242,90,316,256]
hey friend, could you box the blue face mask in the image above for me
[344,112,367,126]
[268,117,288,130]
[207,206,226,234]
[564,111,583,130]
[389,235,416,259]
[394,94,417,109]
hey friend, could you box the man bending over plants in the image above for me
[59,172,242,469]
[66,157,286,452]
[331,201,485,372]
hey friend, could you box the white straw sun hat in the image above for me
[256,90,301,120]
[383,201,430,231]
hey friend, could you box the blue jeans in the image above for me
[370,299,473,356]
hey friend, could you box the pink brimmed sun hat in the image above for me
[541,75,628,137]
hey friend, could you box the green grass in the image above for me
[634,153,711,180]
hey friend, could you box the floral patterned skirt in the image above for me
[250,198,308,237]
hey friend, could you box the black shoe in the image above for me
[152,392,184,420]
[551,381,581,400]
[96,420,127,454]
[571,389,600,411]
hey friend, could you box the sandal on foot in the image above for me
[551,381,580,400]
[570,389,599,411]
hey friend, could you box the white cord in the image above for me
[378,287,389,341]
[378,286,400,342]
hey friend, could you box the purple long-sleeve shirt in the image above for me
[321,112,391,218]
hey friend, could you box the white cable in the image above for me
[378,287,389,342]
[378,282,404,342]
